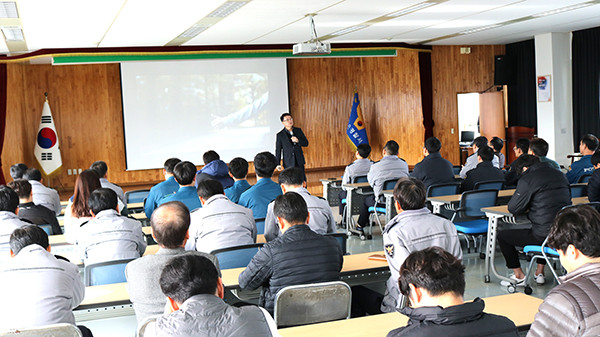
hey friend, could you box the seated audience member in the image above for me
[0,185,31,253]
[239,192,343,314]
[528,137,561,171]
[8,180,61,235]
[356,140,409,231]
[90,160,125,202]
[498,155,571,286]
[338,143,372,216]
[504,137,530,187]
[381,177,462,313]
[460,146,504,192]
[144,157,181,218]
[491,136,506,168]
[387,247,518,337]
[77,188,146,265]
[195,150,234,189]
[126,201,220,324]
[159,161,202,212]
[239,151,282,219]
[528,205,600,337]
[460,136,500,178]
[0,225,92,337]
[566,134,599,184]
[187,180,255,253]
[23,167,61,215]
[410,137,454,189]
[9,163,28,181]
[265,167,335,242]
[587,151,600,202]
[64,169,101,243]
[224,157,251,204]
[156,254,277,337]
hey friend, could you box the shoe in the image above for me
[355,226,364,233]
[500,274,526,287]
[535,273,545,285]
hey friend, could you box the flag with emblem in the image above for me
[34,97,62,176]
[346,90,368,150]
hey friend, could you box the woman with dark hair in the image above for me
[64,169,101,243]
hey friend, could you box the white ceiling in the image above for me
[3,0,600,54]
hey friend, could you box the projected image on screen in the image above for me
[121,59,289,170]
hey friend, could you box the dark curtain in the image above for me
[0,64,6,185]
[572,26,600,149]
[419,52,433,140]
[506,39,537,130]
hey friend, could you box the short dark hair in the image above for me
[581,134,599,152]
[7,180,31,199]
[173,161,197,185]
[10,225,49,255]
[398,247,465,298]
[160,254,219,304]
[515,154,540,175]
[202,151,220,165]
[0,185,19,213]
[424,137,441,154]
[280,113,292,122]
[515,138,530,154]
[164,158,181,174]
[356,144,371,158]
[393,177,426,210]
[472,136,488,149]
[384,140,399,156]
[477,146,495,162]
[228,157,248,179]
[23,168,42,181]
[10,164,28,180]
[529,138,549,157]
[273,192,308,225]
[278,167,304,186]
[197,180,224,200]
[151,201,190,249]
[88,188,118,214]
[90,161,108,178]
[490,137,504,152]
[592,151,600,166]
[548,205,600,258]
[253,152,278,178]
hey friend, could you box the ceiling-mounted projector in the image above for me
[293,14,331,56]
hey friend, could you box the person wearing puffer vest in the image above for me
[195,150,234,189]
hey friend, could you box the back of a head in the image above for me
[515,154,540,175]
[490,137,504,152]
[164,158,182,174]
[384,140,399,156]
[10,163,28,180]
[23,168,42,182]
[203,150,220,165]
[424,137,442,154]
[151,201,190,248]
[88,188,118,214]
[173,161,197,185]
[273,192,308,225]
[90,161,108,178]
[253,151,278,178]
[477,146,495,162]
[515,138,530,154]
[529,138,549,157]
[398,246,465,298]
[228,157,249,179]
[592,151,600,167]
[278,167,304,186]
[393,177,426,210]
[72,169,102,218]
[581,134,600,152]
[7,179,32,199]
[0,185,20,213]
[472,136,488,149]
[160,254,218,304]
[548,205,600,258]
[197,179,224,200]
[357,144,371,158]
[10,225,49,255]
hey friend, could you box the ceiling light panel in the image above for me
[206,1,248,17]
[1,26,22,40]
[0,2,18,18]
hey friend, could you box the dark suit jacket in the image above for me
[275,127,308,168]
[461,161,504,192]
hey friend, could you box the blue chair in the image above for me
[325,232,347,255]
[427,182,461,197]
[368,179,400,233]
[451,189,498,254]
[341,175,372,233]
[474,180,504,190]
[84,258,135,286]
[452,166,461,176]
[38,224,53,236]
[578,174,592,183]
[210,243,264,269]
[125,189,151,204]
[255,218,266,235]
[522,237,562,294]
[570,183,587,198]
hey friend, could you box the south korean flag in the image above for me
[34,97,62,176]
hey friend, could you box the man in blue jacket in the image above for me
[144,158,181,218]
[566,134,598,184]
[195,150,234,189]
[160,161,202,212]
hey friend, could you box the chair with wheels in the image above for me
[474,180,504,190]
[124,189,150,215]
[210,243,264,269]
[450,189,499,255]
[84,258,136,286]
[522,237,562,295]
[342,175,372,237]
[368,179,399,234]
[427,182,461,198]
[570,183,588,198]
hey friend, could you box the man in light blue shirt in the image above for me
[144,158,181,218]
[224,157,251,204]
[239,152,282,219]
[159,161,202,212]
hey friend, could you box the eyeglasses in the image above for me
[283,118,293,122]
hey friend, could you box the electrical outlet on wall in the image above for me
[67,169,72,175]
[78,168,82,174]
[72,168,77,175]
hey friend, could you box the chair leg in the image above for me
[374,210,383,233]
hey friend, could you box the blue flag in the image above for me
[346,92,368,150]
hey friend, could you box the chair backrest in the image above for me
[210,243,264,269]
[427,182,461,197]
[0,323,82,337]
[84,258,135,286]
[474,180,503,190]
[570,183,588,198]
[382,179,399,191]
[38,224,53,236]
[452,166,461,175]
[125,189,151,204]
[458,189,499,218]
[274,281,351,328]
[578,174,593,183]
[325,232,347,255]
[137,315,159,337]
[255,217,266,235]
[351,175,368,183]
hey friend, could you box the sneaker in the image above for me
[500,274,526,287]
[535,273,545,285]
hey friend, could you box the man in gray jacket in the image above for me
[528,205,600,337]
[0,186,31,254]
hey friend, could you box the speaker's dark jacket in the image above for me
[275,127,308,168]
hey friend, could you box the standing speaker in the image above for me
[494,55,514,85]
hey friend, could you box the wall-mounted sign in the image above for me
[537,75,551,102]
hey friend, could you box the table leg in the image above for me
[345,187,354,236]
[385,194,393,224]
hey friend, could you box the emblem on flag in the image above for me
[346,91,369,150]
[34,94,62,176]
